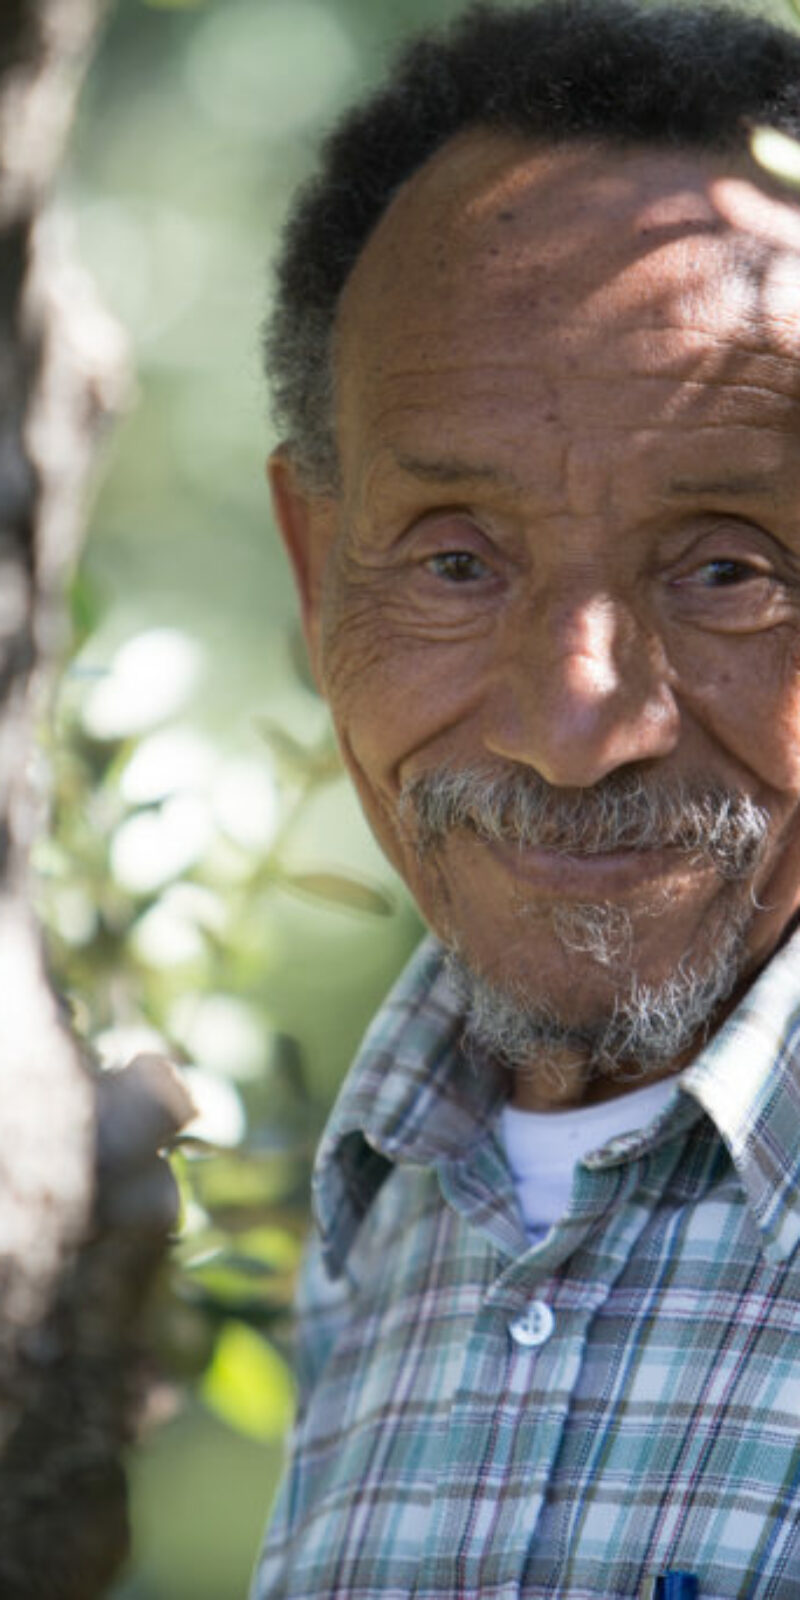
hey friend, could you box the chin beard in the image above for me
[402,762,770,1083]
[444,895,754,1082]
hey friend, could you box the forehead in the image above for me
[335,132,800,481]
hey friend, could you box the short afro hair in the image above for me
[265,0,800,488]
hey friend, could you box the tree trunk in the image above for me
[0,3,190,1593]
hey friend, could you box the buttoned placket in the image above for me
[253,931,800,1600]
[411,1124,692,1599]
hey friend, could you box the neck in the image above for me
[510,1046,684,1112]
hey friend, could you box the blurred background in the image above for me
[39,0,797,1595]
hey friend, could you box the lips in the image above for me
[482,836,716,898]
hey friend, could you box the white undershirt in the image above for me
[501,1077,676,1244]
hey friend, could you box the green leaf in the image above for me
[185,1148,305,1214]
[69,571,105,645]
[183,1243,298,1313]
[226,1225,303,1270]
[279,871,395,917]
[201,1321,294,1441]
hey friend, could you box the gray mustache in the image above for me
[401,766,770,881]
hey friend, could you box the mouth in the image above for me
[482,835,717,898]
[404,770,771,887]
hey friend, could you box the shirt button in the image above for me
[508,1299,555,1348]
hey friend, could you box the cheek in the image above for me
[320,593,493,894]
[322,597,491,781]
[679,630,800,795]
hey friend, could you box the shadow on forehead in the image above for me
[337,134,800,461]
[265,0,800,489]
[358,127,800,282]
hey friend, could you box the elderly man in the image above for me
[252,3,800,1595]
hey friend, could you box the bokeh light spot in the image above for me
[185,0,356,138]
[82,628,204,740]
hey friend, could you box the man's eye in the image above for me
[426,551,489,583]
[692,558,763,587]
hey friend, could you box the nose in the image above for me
[484,589,681,788]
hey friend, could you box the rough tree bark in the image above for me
[0,2,191,1594]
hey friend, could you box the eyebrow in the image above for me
[393,454,778,502]
[392,451,520,491]
[665,473,776,498]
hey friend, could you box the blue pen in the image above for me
[662,1575,699,1600]
[639,1573,699,1599]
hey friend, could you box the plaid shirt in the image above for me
[251,932,800,1600]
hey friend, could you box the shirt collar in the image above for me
[681,924,800,1265]
[313,937,504,1275]
[315,926,800,1275]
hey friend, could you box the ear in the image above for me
[268,447,337,692]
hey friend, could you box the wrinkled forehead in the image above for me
[336,131,800,378]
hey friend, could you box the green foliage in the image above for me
[51,11,427,1530]
[60,0,800,1593]
[202,1321,295,1442]
[279,870,396,916]
[40,627,415,1310]
[143,0,209,11]
[39,606,420,1598]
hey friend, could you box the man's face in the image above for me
[272,134,800,1091]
